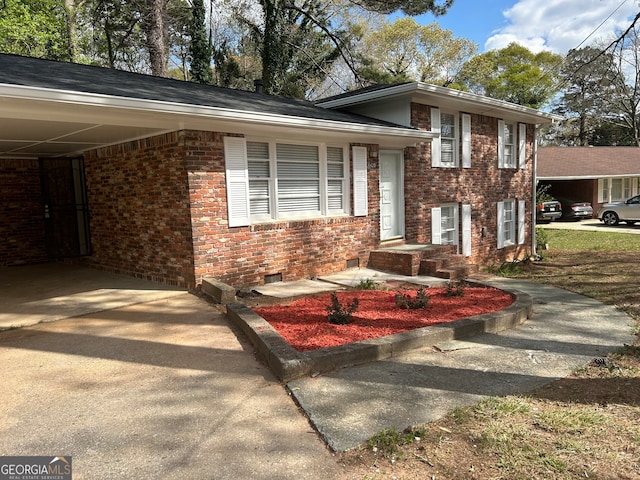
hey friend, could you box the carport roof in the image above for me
[0,54,433,158]
[538,146,640,180]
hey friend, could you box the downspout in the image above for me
[532,124,540,257]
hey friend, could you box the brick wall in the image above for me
[82,132,196,287]
[406,103,533,265]
[0,159,47,265]
[186,132,381,288]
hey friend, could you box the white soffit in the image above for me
[0,85,434,158]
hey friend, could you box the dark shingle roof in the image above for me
[538,146,640,179]
[0,53,410,130]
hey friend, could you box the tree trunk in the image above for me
[64,0,78,62]
[145,0,167,77]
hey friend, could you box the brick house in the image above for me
[538,146,640,214]
[0,54,554,290]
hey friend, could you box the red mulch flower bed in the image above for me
[253,286,514,352]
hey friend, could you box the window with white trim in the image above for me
[498,120,524,169]
[431,108,470,168]
[503,123,515,168]
[497,199,516,249]
[440,204,458,245]
[243,139,348,222]
[599,177,639,203]
[431,203,459,248]
[440,113,458,167]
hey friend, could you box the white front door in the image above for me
[379,151,404,241]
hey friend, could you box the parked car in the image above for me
[597,194,640,225]
[536,199,562,223]
[555,196,594,221]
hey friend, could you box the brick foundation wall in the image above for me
[82,132,196,287]
[406,104,534,266]
[186,132,381,289]
[0,159,47,265]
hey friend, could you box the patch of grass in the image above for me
[542,228,640,251]
[355,278,381,290]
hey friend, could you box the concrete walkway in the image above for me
[0,264,636,476]
[287,277,636,451]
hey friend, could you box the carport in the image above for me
[0,263,184,330]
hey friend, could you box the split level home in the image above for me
[538,146,640,213]
[0,53,555,290]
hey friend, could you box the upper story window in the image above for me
[431,107,471,168]
[440,113,458,167]
[503,123,516,168]
[498,120,527,169]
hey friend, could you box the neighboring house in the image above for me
[538,147,640,214]
[0,54,554,290]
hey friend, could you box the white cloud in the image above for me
[486,0,639,53]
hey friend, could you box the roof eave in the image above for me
[317,82,560,125]
[0,84,434,146]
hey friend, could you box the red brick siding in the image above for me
[82,132,195,287]
[0,159,47,265]
[187,132,381,288]
[407,103,533,265]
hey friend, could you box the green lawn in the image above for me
[541,228,640,252]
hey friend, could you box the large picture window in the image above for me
[242,139,348,222]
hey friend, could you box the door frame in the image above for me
[378,149,405,241]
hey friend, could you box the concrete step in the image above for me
[369,244,475,279]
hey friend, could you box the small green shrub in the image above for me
[487,260,524,277]
[394,287,429,309]
[326,292,359,325]
[446,280,466,297]
[536,227,549,251]
[355,278,380,290]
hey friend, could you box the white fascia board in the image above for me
[538,174,640,180]
[0,84,434,145]
[317,81,560,125]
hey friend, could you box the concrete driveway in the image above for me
[0,264,343,480]
[541,218,640,234]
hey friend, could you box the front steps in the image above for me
[368,243,478,280]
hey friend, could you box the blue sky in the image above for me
[415,0,639,53]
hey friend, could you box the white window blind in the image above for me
[276,144,320,215]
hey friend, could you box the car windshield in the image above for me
[628,195,640,205]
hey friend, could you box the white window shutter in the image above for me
[634,177,639,195]
[224,136,250,227]
[352,146,368,216]
[462,114,471,168]
[497,201,505,249]
[431,207,442,244]
[497,119,505,168]
[598,178,605,202]
[462,204,472,256]
[518,199,526,245]
[518,123,527,169]
[431,107,441,167]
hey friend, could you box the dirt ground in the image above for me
[335,250,640,480]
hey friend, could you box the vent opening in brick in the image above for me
[264,273,282,284]
[346,258,359,269]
